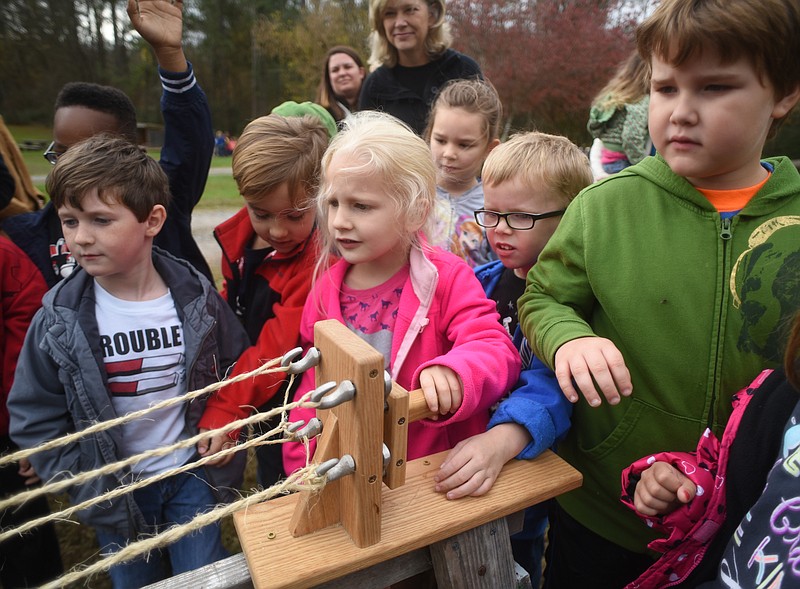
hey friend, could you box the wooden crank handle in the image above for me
[407,388,436,423]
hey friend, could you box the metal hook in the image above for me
[383,370,393,399]
[319,454,356,482]
[313,380,356,410]
[286,347,321,375]
[382,443,390,476]
[280,347,303,368]
[308,381,337,404]
[285,417,323,441]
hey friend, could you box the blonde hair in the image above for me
[482,132,593,207]
[315,111,436,278]
[367,0,452,69]
[47,134,169,222]
[423,78,503,145]
[232,115,330,207]
[636,0,800,134]
[593,51,650,112]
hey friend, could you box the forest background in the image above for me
[2,0,799,156]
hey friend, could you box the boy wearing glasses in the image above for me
[1,0,213,286]
[434,131,593,585]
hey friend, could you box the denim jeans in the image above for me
[96,468,228,589]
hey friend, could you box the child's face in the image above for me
[245,182,315,255]
[483,176,565,277]
[324,152,410,288]
[51,106,121,162]
[430,106,496,192]
[57,188,164,288]
[649,48,800,190]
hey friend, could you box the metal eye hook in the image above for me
[382,443,390,476]
[320,454,356,482]
[383,371,393,399]
[316,380,356,410]
[287,417,323,441]
[286,347,321,375]
[280,347,303,368]
[309,382,337,404]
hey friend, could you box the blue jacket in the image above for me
[1,63,214,286]
[8,248,248,536]
[475,260,571,458]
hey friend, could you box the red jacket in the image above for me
[198,208,319,431]
[1,237,47,436]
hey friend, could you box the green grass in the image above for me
[200,173,241,208]
[10,125,236,206]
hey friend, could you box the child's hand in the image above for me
[127,0,187,72]
[434,424,531,499]
[18,458,41,486]
[419,365,463,417]
[197,428,236,467]
[634,462,697,516]
[554,337,632,406]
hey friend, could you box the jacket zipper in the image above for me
[706,217,734,430]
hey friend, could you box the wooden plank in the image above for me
[289,320,385,547]
[143,552,254,589]
[234,449,581,589]
[288,414,341,536]
[383,382,409,489]
[429,517,516,588]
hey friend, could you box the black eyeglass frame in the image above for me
[473,208,566,230]
[43,141,61,165]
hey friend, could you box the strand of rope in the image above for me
[0,416,315,543]
[0,356,288,469]
[0,386,320,514]
[37,464,326,589]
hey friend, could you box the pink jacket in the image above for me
[283,245,521,473]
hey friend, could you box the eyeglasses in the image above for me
[474,208,566,230]
[43,141,62,165]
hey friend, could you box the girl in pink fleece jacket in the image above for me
[283,111,520,474]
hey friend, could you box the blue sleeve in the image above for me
[487,352,572,460]
[155,62,214,281]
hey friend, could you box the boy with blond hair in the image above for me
[518,0,800,586]
[197,104,334,487]
[435,132,593,585]
[8,135,248,588]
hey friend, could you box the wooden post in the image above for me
[288,320,385,547]
[430,518,516,588]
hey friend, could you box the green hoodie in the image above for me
[519,154,800,553]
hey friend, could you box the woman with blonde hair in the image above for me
[359,0,482,134]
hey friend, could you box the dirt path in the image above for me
[191,206,239,276]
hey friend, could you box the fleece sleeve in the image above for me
[281,288,325,475]
[518,198,598,368]
[412,260,521,428]
[488,354,572,459]
[198,260,314,431]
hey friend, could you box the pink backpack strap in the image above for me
[620,369,772,589]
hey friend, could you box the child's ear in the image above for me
[773,83,800,120]
[144,204,167,237]
[486,138,501,154]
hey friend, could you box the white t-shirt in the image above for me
[94,283,194,477]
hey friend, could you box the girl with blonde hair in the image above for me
[283,111,520,473]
